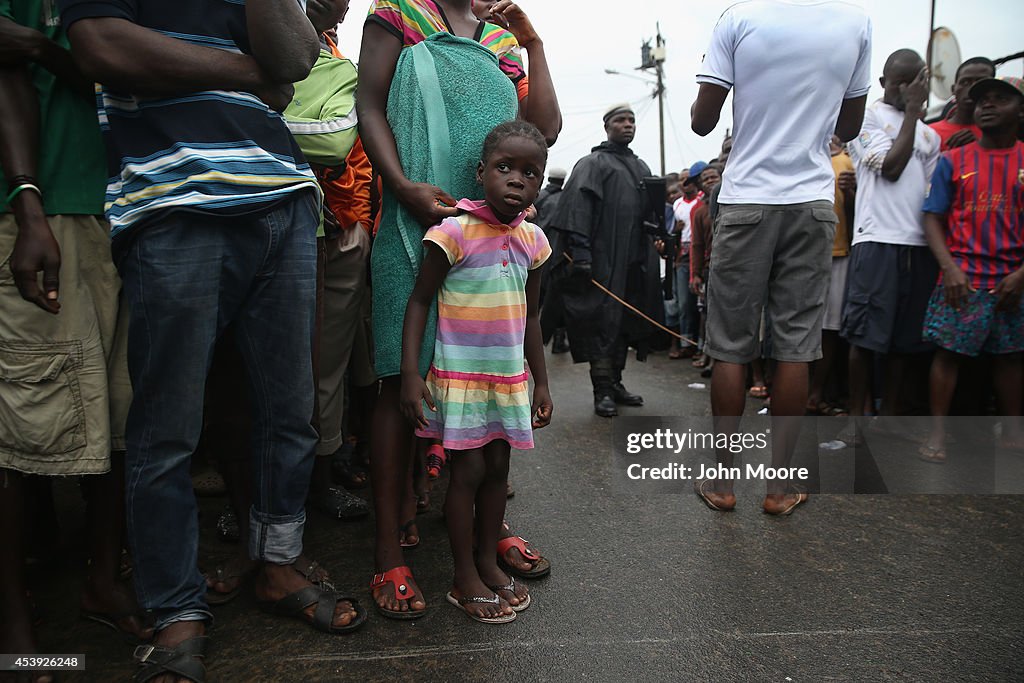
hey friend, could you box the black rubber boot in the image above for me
[594,392,618,417]
[612,382,644,406]
[612,367,643,406]
[591,359,618,417]
[552,329,570,354]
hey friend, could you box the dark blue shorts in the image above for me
[840,242,938,354]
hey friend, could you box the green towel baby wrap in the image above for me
[371,32,519,378]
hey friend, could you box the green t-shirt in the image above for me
[0,0,106,216]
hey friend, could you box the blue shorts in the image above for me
[841,242,937,354]
[923,286,1024,357]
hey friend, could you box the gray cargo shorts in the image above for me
[705,201,836,364]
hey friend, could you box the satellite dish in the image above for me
[928,27,962,100]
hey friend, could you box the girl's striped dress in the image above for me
[417,199,551,450]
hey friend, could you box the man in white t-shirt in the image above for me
[841,49,940,426]
[690,0,872,515]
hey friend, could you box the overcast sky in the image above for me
[337,0,1023,179]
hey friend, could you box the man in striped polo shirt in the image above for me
[58,0,363,677]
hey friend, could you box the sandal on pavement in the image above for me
[399,520,420,549]
[497,536,550,579]
[132,636,209,683]
[748,384,769,399]
[258,586,367,634]
[445,592,516,624]
[487,576,530,612]
[425,444,447,479]
[331,445,369,490]
[917,443,947,464]
[370,566,426,620]
[763,487,808,516]
[81,608,153,645]
[203,558,257,606]
[693,478,736,512]
[296,559,335,591]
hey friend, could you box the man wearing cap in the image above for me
[919,74,1024,462]
[546,103,664,417]
[690,0,872,514]
[669,161,707,358]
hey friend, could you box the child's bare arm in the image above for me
[524,270,552,428]
[400,244,450,427]
[923,211,973,311]
[992,265,1024,311]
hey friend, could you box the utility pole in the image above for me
[926,0,936,110]
[640,24,667,175]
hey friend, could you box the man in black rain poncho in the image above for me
[543,103,664,417]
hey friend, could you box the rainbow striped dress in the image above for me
[417,199,551,451]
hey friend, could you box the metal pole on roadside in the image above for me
[656,27,666,176]
[927,0,936,109]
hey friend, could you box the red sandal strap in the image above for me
[370,566,416,602]
[497,535,540,561]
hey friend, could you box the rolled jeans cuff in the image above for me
[156,609,213,632]
[249,507,305,564]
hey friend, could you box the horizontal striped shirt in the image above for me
[58,0,319,238]
[416,199,550,450]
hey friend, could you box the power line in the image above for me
[663,99,702,167]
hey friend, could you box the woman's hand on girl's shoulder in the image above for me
[400,372,436,429]
[531,384,553,429]
[397,181,458,228]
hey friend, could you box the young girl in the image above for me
[400,121,553,623]
[359,0,560,620]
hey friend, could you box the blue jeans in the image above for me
[675,257,698,348]
[116,193,319,629]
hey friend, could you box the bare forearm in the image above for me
[518,40,560,146]
[355,26,409,193]
[524,314,548,388]
[34,38,92,93]
[0,66,38,181]
[0,18,90,93]
[67,18,269,96]
[923,213,957,272]
[357,106,411,193]
[0,66,45,220]
[881,111,918,181]
[401,300,430,377]
[245,0,318,84]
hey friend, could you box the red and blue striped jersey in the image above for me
[923,141,1024,289]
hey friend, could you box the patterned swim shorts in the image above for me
[923,285,1024,357]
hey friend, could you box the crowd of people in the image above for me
[0,0,1021,680]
